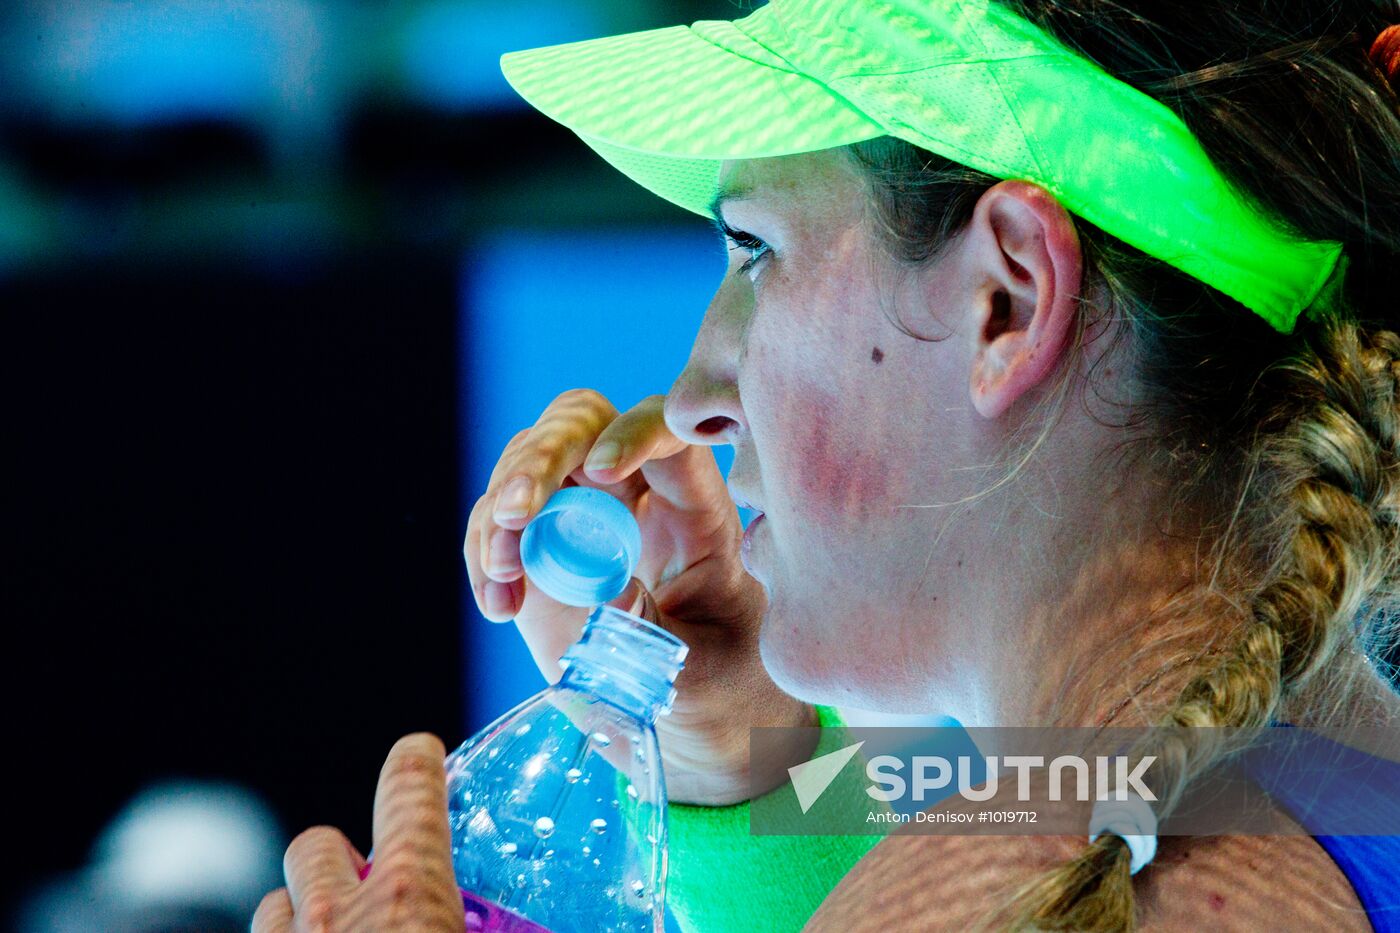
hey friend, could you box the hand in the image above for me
[252,734,462,932]
[464,389,813,804]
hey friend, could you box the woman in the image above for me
[256,0,1400,929]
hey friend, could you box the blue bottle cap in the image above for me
[519,486,641,607]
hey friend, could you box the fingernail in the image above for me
[483,581,512,620]
[487,528,520,576]
[585,442,621,472]
[495,476,533,520]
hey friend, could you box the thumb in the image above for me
[604,576,659,626]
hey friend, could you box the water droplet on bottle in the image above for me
[543,849,555,859]
[592,857,601,867]
[630,880,646,897]
[506,788,521,803]
[626,783,639,800]
[591,732,612,748]
[565,768,583,783]
[533,816,555,839]
[581,845,591,856]
[515,723,532,737]
[589,817,608,834]
[498,841,518,856]
[468,808,495,836]
[515,873,527,888]
[488,747,500,759]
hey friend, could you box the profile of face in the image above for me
[663,148,1089,718]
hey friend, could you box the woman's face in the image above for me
[664,148,1021,712]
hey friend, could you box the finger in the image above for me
[466,496,520,622]
[483,524,523,584]
[580,394,686,483]
[587,395,734,517]
[283,825,361,916]
[474,429,538,598]
[475,391,620,615]
[251,887,294,932]
[371,733,454,883]
[486,389,620,533]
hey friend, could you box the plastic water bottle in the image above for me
[446,487,688,932]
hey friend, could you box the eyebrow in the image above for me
[707,181,758,223]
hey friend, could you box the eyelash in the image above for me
[718,220,772,276]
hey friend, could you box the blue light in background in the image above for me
[401,0,606,110]
[22,2,297,124]
[459,224,728,730]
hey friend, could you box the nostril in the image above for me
[696,415,736,437]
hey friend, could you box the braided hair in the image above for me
[846,1,1400,928]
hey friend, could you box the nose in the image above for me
[664,272,751,447]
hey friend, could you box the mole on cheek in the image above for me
[871,346,884,364]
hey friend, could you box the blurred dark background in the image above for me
[2,1,740,928]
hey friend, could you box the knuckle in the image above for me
[383,736,447,789]
[559,387,603,406]
[383,754,435,790]
[298,890,339,932]
[525,440,560,464]
[377,864,457,928]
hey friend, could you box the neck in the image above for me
[986,491,1400,733]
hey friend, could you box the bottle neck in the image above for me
[558,606,688,724]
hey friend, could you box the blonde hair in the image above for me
[847,0,1400,927]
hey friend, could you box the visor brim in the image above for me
[500,23,885,217]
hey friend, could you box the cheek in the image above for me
[788,409,891,525]
[749,294,898,528]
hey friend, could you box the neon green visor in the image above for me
[500,0,1346,333]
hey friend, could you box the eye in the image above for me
[717,220,773,278]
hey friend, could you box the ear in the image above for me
[966,181,1082,419]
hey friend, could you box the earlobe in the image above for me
[971,320,1046,419]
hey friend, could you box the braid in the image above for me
[849,0,1400,926]
[1005,318,1400,931]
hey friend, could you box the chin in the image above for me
[756,614,858,707]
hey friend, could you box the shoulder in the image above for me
[804,832,1369,932]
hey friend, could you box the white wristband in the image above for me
[1088,795,1158,875]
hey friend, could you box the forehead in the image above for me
[714,148,866,222]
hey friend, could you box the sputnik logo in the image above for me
[787,741,866,814]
